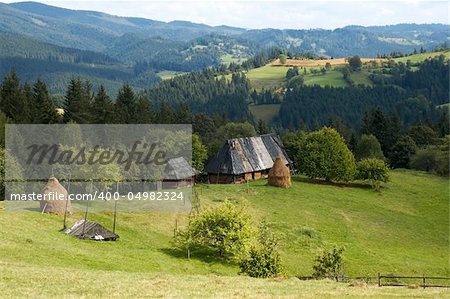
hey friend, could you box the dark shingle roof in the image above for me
[163,157,196,180]
[205,134,291,175]
[64,220,118,241]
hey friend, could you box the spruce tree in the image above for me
[115,83,137,124]
[91,85,114,124]
[33,79,59,124]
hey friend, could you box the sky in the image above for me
[3,0,449,29]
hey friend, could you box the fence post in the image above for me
[377,273,381,287]
[423,274,426,289]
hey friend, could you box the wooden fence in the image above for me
[297,274,450,288]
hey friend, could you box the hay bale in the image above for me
[40,177,71,215]
[268,157,291,188]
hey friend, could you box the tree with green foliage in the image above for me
[91,85,114,124]
[0,71,32,123]
[279,54,287,65]
[389,136,417,168]
[134,96,153,124]
[312,247,345,281]
[287,75,304,89]
[256,119,269,135]
[354,134,384,161]
[115,83,137,124]
[355,158,390,189]
[347,55,362,71]
[177,200,252,257]
[192,133,208,171]
[286,67,299,80]
[217,122,257,139]
[408,124,438,148]
[297,127,356,182]
[63,78,92,123]
[239,221,284,278]
[33,79,59,124]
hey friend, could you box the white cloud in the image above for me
[3,0,448,29]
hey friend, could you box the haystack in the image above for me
[268,157,291,188]
[40,177,71,215]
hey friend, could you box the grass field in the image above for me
[393,50,450,63]
[157,70,187,80]
[249,104,281,123]
[0,170,448,297]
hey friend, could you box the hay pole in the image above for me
[81,181,93,237]
[112,182,118,234]
[62,173,71,230]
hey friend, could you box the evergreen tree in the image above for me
[389,136,417,168]
[64,78,92,123]
[91,85,114,124]
[134,96,153,124]
[115,83,137,124]
[0,71,31,123]
[33,79,59,124]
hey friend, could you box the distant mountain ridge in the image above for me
[1,1,449,95]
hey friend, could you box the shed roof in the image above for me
[64,220,118,241]
[205,134,291,175]
[163,157,196,180]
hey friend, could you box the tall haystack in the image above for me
[268,157,291,188]
[40,177,71,215]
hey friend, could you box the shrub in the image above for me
[312,247,345,281]
[239,221,284,278]
[178,200,251,257]
[408,125,438,148]
[239,246,283,278]
[356,158,390,189]
[354,134,384,161]
[297,127,356,182]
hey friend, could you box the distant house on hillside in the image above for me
[163,157,197,189]
[205,134,292,184]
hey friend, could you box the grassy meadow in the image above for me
[0,170,448,297]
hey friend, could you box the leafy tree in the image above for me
[192,133,208,171]
[312,247,345,281]
[279,54,287,65]
[297,127,356,182]
[408,124,438,148]
[347,55,362,71]
[33,79,59,124]
[354,134,384,160]
[286,67,299,80]
[239,221,283,278]
[355,158,390,189]
[91,85,114,124]
[178,200,252,257]
[287,75,304,89]
[217,122,257,139]
[325,62,332,70]
[389,136,417,168]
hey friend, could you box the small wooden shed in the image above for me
[162,157,197,189]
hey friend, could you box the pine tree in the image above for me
[91,85,114,124]
[0,71,31,123]
[63,78,92,123]
[115,83,137,124]
[33,79,59,124]
[134,95,153,124]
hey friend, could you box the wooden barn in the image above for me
[205,134,292,184]
[162,157,197,189]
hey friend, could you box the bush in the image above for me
[297,127,356,182]
[312,247,345,281]
[410,144,449,177]
[239,246,283,278]
[355,158,390,189]
[354,134,384,161]
[178,200,251,257]
[239,221,284,278]
[408,125,438,148]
